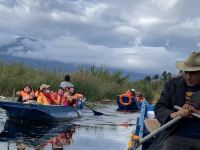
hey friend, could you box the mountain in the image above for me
[0,37,149,81]
[0,54,150,81]
[0,37,44,54]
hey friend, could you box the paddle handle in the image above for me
[174,105,200,119]
[140,116,181,144]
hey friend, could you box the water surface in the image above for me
[0,104,138,150]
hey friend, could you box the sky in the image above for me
[0,0,199,74]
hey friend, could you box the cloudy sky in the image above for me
[0,0,199,74]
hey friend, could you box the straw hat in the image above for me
[175,52,200,71]
[40,84,50,90]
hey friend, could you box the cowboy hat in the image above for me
[40,84,50,90]
[175,52,200,71]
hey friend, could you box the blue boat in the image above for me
[0,100,84,123]
[127,100,155,150]
[116,96,141,111]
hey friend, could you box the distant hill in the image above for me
[0,54,149,81]
[0,36,150,81]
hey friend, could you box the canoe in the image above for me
[116,96,141,111]
[0,100,84,123]
[0,119,75,149]
[128,100,155,150]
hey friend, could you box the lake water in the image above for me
[0,104,138,150]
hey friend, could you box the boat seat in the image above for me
[144,119,160,133]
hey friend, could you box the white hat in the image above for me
[175,52,200,72]
[130,89,135,92]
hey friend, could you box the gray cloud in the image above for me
[0,0,199,73]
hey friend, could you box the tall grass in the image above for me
[133,79,164,103]
[72,65,132,101]
[0,62,133,101]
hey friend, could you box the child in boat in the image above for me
[16,85,36,103]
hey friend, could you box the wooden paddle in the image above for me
[83,103,108,116]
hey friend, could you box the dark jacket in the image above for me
[148,76,187,150]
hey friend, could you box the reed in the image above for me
[0,62,133,101]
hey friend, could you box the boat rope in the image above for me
[127,132,140,150]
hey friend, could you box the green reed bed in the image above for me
[0,62,133,101]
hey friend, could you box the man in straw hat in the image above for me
[148,52,200,150]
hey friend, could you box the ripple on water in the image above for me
[0,104,139,150]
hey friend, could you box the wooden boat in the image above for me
[127,100,156,150]
[0,120,75,149]
[116,96,141,111]
[0,100,84,123]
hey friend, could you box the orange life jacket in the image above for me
[19,91,35,102]
[37,92,54,105]
[51,92,65,105]
[136,96,144,102]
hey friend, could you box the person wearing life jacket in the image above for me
[119,89,136,106]
[135,92,145,102]
[36,84,54,105]
[51,87,65,105]
[62,87,83,106]
[126,88,136,97]
[16,85,36,103]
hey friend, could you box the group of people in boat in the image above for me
[118,88,145,107]
[16,74,83,106]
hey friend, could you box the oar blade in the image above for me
[83,103,107,116]
[93,110,104,116]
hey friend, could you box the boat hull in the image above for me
[116,96,140,111]
[0,101,83,123]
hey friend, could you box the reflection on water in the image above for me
[0,120,75,150]
[0,104,138,150]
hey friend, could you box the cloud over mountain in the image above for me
[0,0,199,73]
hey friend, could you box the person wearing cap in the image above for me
[149,52,200,150]
[60,74,74,92]
[126,89,136,97]
[36,84,54,105]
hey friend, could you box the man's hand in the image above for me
[170,108,190,119]
[183,103,200,115]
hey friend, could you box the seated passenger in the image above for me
[52,87,65,105]
[135,92,145,102]
[125,88,136,97]
[16,85,36,103]
[36,84,54,105]
[61,87,83,106]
